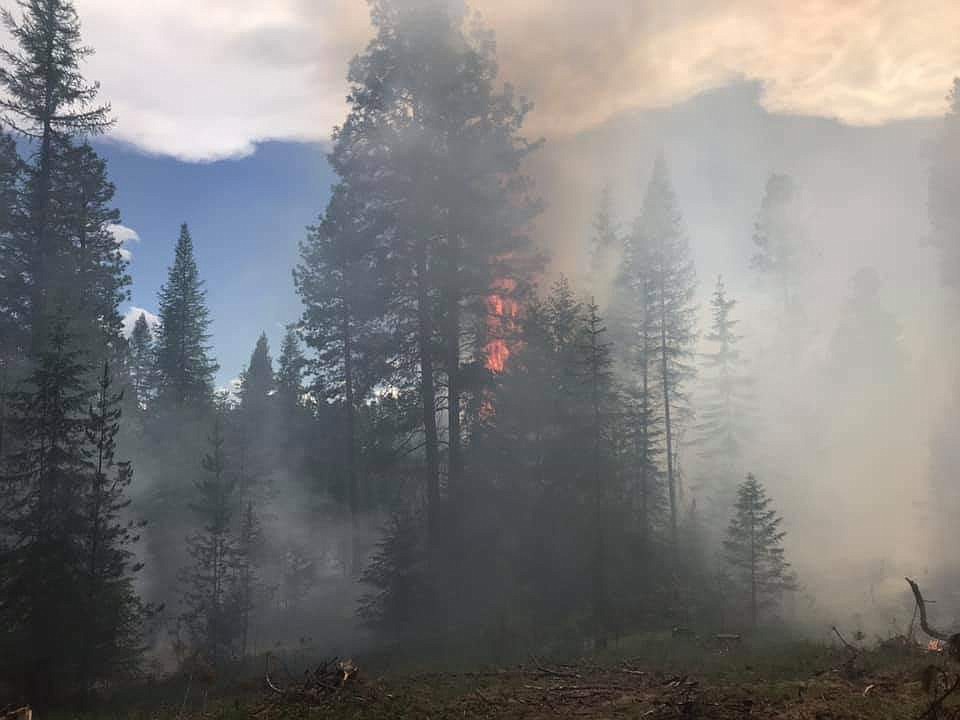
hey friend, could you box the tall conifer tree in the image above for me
[155,224,218,407]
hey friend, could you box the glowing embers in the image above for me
[485,277,521,374]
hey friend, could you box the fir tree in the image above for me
[585,185,619,301]
[128,312,156,409]
[577,300,615,649]
[0,0,113,352]
[236,332,273,494]
[0,315,91,706]
[275,325,306,407]
[697,277,752,518]
[722,473,797,628]
[235,501,263,659]
[155,224,218,407]
[78,360,146,698]
[609,211,664,543]
[639,155,697,549]
[178,409,240,667]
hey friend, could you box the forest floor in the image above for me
[95,635,960,720]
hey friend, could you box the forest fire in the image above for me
[485,277,521,373]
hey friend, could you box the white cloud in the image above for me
[121,305,159,338]
[108,223,139,261]
[56,0,960,161]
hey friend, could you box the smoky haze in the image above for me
[4,0,960,710]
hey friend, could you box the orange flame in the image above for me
[485,277,520,374]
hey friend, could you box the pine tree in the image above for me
[0,315,91,706]
[128,312,156,409]
[751,173,806,316]
[577,300,615,649]
[0,132,24,458]
[585,186,619,301]
[697,277,752,519]
[155,224,218,407]
[0,0,113,352]
[330,0,543,549]
[296,184,388,568]
[235,501,263,659]
[609,211,664,544]
[53,140,129,360]
[639,155,697,549]
[79,360,146,698]
[236,332,273,494]
[722,473,797,628]
[178,409,240,667]
[275,325,306,407]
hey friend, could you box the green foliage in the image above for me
[155,224,218,408]
[722,473,798,628]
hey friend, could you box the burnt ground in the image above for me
[103,642,960,720]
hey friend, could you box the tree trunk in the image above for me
[416,246,441,550]
[343,311,360,576]
[659,297,677,550]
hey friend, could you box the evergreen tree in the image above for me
[79,360,146,699]
[639,155,697,549]
[0,0,113,352]
[696,277,752,519]
[178,409,240,667]
[0,315,91,706]
[609,211,664,544]
[296,184,388,568]
[0,132,24,458]
[155,224,218,407]
[722,473,797,628]
[577,300,615,649]
[236,332,273,494]
[128,312,156,409]
[235,501,263,659]
[275,325,306,407]
[585,185,619,301]
[750,173,806,316]
[330,0,543,549]
[54,140,129,360]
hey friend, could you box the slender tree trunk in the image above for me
[659,296,678,550]
[415,246,441,550]
[591,349,606,650]
[749,495,757,628]
[342,312,360,576]
[445,295,461,497]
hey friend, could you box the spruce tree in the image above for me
[586,186,619,301]
[0,315,91,706]
[638,155,697,549]
[155,224,218,407]
[577,300,615,649]
[79,360,146,698]
[236,332,273,494]
[296,184,387,568]
[609,212,664,544]
[0,132,24,459]
[0,0,113,352]
[722,473,797,628]
[178,408,240,667]
[128,312,156,409]
[697,276,752,519]
[235,500,263,659]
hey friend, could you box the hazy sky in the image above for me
[56,0,957,384]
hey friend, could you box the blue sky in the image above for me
[98,140,336,385]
